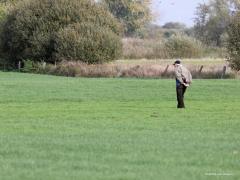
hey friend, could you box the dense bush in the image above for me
[164,34,204,58]
[227,12,240,71]
[55,23,122,64]
[0,0,122,65]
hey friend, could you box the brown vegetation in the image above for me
[33,60,235,79]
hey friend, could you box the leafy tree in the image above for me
[194,3,210,44]
[0,0,15,24]
[0,4,5,22]
[230,0,240,10]
[0,0,122,65]
[101,0,152,36]
[194,0,239,46]
[0,0,13,3]
[227,11,240,71]
[0,0,19,5]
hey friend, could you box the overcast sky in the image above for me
[151,0,209,27]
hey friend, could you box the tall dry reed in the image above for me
[34,61,236,79]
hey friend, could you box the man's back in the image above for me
[175,65,192,85]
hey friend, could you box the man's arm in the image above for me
[175,68,184,84]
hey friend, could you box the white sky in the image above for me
[151,0,209,27]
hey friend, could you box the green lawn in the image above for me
[0,72,240,180]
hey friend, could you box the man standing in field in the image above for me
[173,60,192,108]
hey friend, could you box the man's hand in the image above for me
[183,83,189,87]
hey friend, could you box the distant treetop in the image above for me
[162,22,187,29]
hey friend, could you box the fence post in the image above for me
[18,61,21,72]
[221,66,227,79]
[199,65,204,74]
[163,65,169,76]
[43,62,46,69]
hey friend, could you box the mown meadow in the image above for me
[0,72,240,180]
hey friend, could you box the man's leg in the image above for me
[176,85,183,108]
[177,85,185,108]
[182,85,187,108]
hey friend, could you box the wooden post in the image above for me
[199,65,204,74]
[18,61,21,72]
[221,66,227,79]
[43,62,46,69]
[163,65,169,75]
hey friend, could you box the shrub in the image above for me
[164,34,204,58]
[55,23,122,64]
[227,12,240,71]
[0,0,122,65]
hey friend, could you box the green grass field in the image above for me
[0,72,240,180]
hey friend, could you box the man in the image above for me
[173,60,192,108]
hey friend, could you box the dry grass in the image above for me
[35,59,236,79]
[122,37,223,59]
[122,38,168,59]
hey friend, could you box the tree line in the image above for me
[193,0,240,70]
[0,0,151,66]
[0,0,239,71]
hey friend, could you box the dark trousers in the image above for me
[176,84,187,108]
